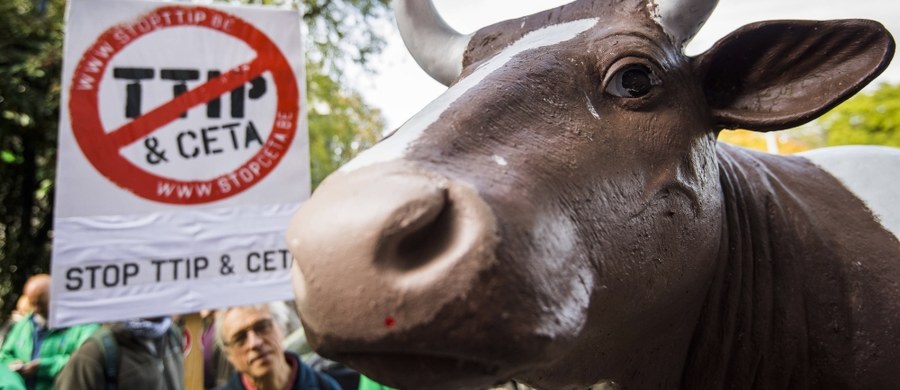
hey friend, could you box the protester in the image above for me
[214,304,340,390]
[0,274,98,390]
[0,295,33,346]
[54,316,183,389]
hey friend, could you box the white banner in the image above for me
[50,0,307,328]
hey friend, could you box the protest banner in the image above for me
[50,0,307,328]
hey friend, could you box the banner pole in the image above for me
[183,312,204,390]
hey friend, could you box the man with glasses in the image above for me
[214,304,341,390]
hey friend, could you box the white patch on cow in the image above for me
[585,92,600,119]
[646,0,662,25]
[531,211,592,338]
[491,155,508,167]
[340,18,601,173]
[800,145,900,239]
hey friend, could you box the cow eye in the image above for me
[605,64,660,98]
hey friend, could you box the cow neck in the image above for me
[680,143,900,389]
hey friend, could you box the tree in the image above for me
[816,82,900,147]
[300,0,391,74]
[0,0,65,321]
[0,0,388,323]
[307,61,381,187]
[282,0,390,187]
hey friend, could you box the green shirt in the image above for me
[0,315,97,390]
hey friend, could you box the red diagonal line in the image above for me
[106,55,269,149]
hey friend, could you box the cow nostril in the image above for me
[377,195,455,272]
[396,200,455,269]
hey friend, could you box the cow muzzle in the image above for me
[286,161,499,353]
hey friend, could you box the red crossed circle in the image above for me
[69,5,299,205]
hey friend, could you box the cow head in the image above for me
[287,0,894,388]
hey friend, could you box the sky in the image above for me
[354,0,900,130]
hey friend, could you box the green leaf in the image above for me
[1,150,17,163]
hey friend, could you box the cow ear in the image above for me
[695,19,895,132]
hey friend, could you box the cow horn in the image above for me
[394,0,472,86]
[656,0,719,45]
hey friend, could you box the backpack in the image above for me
[90,326,183,390]
[89,327,119,390]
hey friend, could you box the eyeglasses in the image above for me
[224,318,274,348]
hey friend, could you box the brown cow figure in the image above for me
[286,0,900,388]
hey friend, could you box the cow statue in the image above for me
[286,0,900,388]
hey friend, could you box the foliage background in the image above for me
[1,0,65,323]
[818,83,900,148]
[0,0,388,323]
